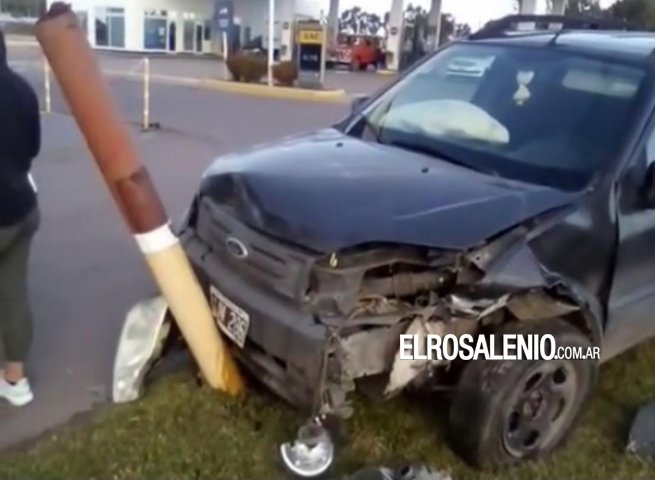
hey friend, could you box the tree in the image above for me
[338,3,469,51]
[0,0,44,17]
[607,0,655,28]
[564,0,602,15]
[401,6,471,49]
[367,13,383,35]
[339,7,385,36]
[339,6,361,33]
[454,23,472,38]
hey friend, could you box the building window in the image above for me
[204,20,212,42]
[95,7,125,48]
[144,10,168,50]
[183,20,194,51]
[0,0,44,17]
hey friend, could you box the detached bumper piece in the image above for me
[281,416,335,478]
[112,296,171,403]
[345,464,453,480]
[627,403,655,458]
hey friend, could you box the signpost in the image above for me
[213,0,234,59]
[295,20,326,89]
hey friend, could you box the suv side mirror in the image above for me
[644,162,655,208]
[351,94,369,114]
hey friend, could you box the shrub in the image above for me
[242,55,267,83]
[273,61,298,87]
[226,54,244,82]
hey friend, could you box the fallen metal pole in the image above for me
[35,2,245,395]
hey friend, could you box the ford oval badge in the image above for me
[226,237,249,259]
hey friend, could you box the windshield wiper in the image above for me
[386,139,498,176]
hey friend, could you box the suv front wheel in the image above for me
[449,318,597,469]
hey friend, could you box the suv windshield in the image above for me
[347,43,649,191]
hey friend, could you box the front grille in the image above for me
[194,196,317,301]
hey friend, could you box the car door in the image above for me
[605,126,655,360]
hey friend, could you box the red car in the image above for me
[328,33,381,71]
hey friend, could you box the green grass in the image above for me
[2,341,655,480]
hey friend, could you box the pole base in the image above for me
[141,122,161,132]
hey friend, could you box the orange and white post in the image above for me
[36,2,245,395]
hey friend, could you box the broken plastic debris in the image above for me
[280,418,335,477]
[627,403,655,458]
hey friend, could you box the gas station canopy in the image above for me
[39,0,568,72]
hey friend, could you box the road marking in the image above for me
[9,60,39,71]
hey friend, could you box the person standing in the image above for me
[0,29,41,407]
[401,35,413,71]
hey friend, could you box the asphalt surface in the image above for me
[0,43,370,450]
[100,50,393,95]
[6,40,393,96]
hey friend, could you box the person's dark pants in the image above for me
[0,208,39,363]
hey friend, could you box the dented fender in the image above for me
[468,230,604,349]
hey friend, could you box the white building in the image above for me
[46,0,568,70]
[46,0,323,59]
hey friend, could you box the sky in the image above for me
[334,0,619,30]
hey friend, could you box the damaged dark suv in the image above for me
[179,16,655,469]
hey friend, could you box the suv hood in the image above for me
[198,129,575,253]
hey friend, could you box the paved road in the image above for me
[0,44,353,450]
[7,40,395,97]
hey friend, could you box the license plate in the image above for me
[209,286,250,348]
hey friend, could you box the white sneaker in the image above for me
[0,374,34,407]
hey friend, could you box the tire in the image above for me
[358,63,368,72]
[448,318,597,470]
[351,58,360,71]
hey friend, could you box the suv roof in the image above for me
[466,14,655,62]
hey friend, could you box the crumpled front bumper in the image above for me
[181,229,327,409]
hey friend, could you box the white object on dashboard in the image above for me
[383,99,511,145]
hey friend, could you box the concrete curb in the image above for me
[104,69,349,104]
[5,34,39,47]
[377,69,397,76]
[104,70,202,87]
[201,79,348,103]
[6,39,39,47]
